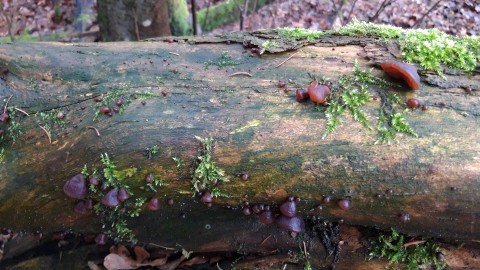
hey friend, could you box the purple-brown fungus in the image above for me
[64,174,88,199]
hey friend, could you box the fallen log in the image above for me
[0,26,478,260]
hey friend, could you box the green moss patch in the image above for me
[369,228,446,270]
[279,21,479,75]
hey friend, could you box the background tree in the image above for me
[97,0,191,41]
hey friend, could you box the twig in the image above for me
[3,95,13,113]
[201,0,211,32]
[241,0,250,31]
[403,240,426,247]
[330,0,345,26]
[345,0,359,25]
[14,107,30,116]
[273,51,298,68]
[87,126,101,137]
[229,72,252,77]
[147,243,176,250]
[131,8,140,41]
[303,241,308,258]
[369,0,391,22]
[39,125,52,144]
[168,52,179,56]
[191,0,197,35]
[412,0,443,28]
[259,235,272,246]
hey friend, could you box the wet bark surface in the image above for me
[0,31,479,267]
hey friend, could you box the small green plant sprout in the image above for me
[172,157,184,168]
[204,51,239,70]
[81,153,168,243]
[369,228,446,270]
[376,93,418,144]
[34,108,66,143]
[320,61,375,139]
[0,97,25,161]
[93,83,156,121]
[315,60,416,142]
[145,144,159,159]
[278,27,326,42]
[191,136,229,198]
[260,40,276,54]
[145,173,168,192]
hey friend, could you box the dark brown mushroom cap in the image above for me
[74,201,88,214]
[258,210,274,224]
[101,189,120,207]
[0,112,9,123]
[337,199,350,210]
[406,98,421,108]
[117,187,130,202]
[147,197,160,210]
[307,80,330,104]
[275,215,305,233]
[295,89,309,102]
[381,61,420,90]
[279,200,297,217]
[200,191,213,203]
[63,174,88,199]
[95,233,107,245]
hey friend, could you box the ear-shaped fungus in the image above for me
[64,174,88,199]
[147,197,160,210]
[117,187,130,202]
[307,80,330,104]
[74,201,88,214]
[258,209,274,224]
[101,189,120,207]
[0,112,9,122]
[295,89,309,102]
[275,215,305,233]
[380,61,420,90]
[279,200,297,218]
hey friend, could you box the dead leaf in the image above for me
[158,255,185,270]
[87,261,101,270]
[104,253,138,270]
[133,246,150,263]
[149,256,168,267]
[180,256,208,267]
[109,244,131,257]
[209,255,222,264]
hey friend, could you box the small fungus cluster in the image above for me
[296,80,331,105]
[63,154,168,243]
[242,196,305,234]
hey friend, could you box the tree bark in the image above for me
[97,0,173,41]
[0,30,478,255]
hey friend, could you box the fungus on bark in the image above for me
[381,61,420,90]
[63,174,88,199]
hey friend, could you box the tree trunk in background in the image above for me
[97,0,173,41]
[0,31,479,258]
[168,0,192,36]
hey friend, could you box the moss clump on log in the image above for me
[278,21,480,75]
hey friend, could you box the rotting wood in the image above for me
[0,31,479,262]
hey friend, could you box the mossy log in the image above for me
[0,30,479,256]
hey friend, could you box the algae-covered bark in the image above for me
[0,31,479,250]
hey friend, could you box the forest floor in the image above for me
[0,0,479,42]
